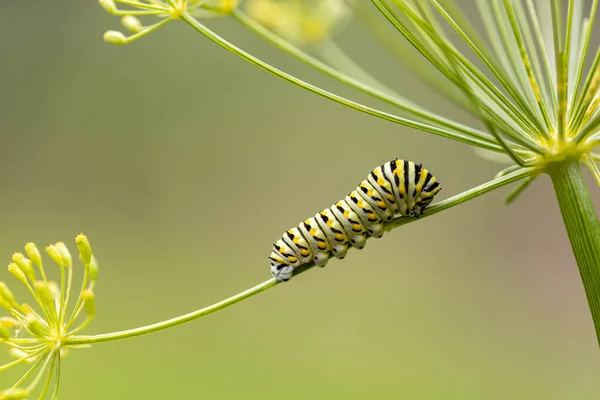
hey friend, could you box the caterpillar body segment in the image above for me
[269,159,441,281]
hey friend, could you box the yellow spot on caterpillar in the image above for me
[301,249,310,256]
[288,256,297,263]
[310,228,316,235]
[318,242,326,250]
[352,223,361,230]
[335,233,344,241]
[377,201,386,208]
[386,194,394,201]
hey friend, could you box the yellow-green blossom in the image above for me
[244,0,354,44]
[0,235,97,400]
[99,0,242,45]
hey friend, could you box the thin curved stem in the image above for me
[232,10,527,155]
[65,167,532,346]
[385,167,535,230]
[65,278,279,345]
[181,12,507,153]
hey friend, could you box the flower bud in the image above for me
[25,314,47,337]
[122,15,143,33]
[25,242,43,267]
[34,281,56,314]
[76,234,92,265]
[0,282,16,306]
[98,0,117,12]
[0,316,19,329]
[48,281,61,300]
[55,242,72,268]
[8,263,27,285]
[45,245,63,266]
[89,255,99,282]
[12,253,36,282]
[0,323,10,340]
[0,297,10,311]
[218,0,239,13]
[104,30,128,45]
[82,289,96,317]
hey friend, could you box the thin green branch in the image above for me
[503,0,553,138]
[65,167,533,346]
[570,0,599,129]
[315,38,398,97]
[180,12,508,153]
[386,167,535,231]
[428,0,548,135]
[374,0,545,150]
[505,175,536,204]
[65,278,279,345]
[356,2,475,112]
[233,10,498,146]
[411,1,526,166]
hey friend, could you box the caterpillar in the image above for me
[269,159,441,282]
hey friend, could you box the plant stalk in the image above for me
[65,278,279,345]
[550,160,600,346]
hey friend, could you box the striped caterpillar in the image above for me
[269,159,442,281]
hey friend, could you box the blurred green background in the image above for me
[1,2,600,399]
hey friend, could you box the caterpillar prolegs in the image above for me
[269,159,442,281]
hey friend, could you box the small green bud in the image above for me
[0,323,10,340]
[12,253,36,282]
[45,245,63,266]
[76,234,92,265]
[0,316,19,329]
[8,263,27,285]
[89,255,99,282]
[0,282,16,305]
[25,314,47,337]
[217,0,239,13]
[55,242,72,268]
[25,242,43,267]
[98,0,117,12]
[34,281,56,314]
[104,30,128,45]
[0,388,30,400]
[122,15,143,33]
[82,289,96,317]
[48,281,61,300]
[0,297,10,311]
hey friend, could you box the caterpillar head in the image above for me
[271,263,294,282]
[411,183,442,216]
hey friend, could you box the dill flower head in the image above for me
[244,0,354,44]
[0,235,97,399]
[99,0,241,45]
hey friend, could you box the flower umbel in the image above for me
[0,235,97,400]
[100,0,240,45]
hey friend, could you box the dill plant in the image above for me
[2,0,600,397]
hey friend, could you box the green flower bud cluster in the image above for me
[0,235,98,400]
[99,0,241,45]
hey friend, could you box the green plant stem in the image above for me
[64,168,533,346]
[550,160,600,346]
[180,12,507,153]
[65,278,279,345]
